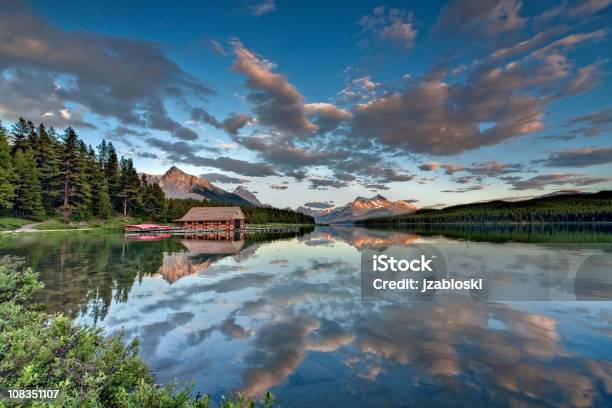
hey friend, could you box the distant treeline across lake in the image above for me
[364,223,612,243]
[358,192,612,226]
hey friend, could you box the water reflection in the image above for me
[155,234,246,283]
[0,225,611,407]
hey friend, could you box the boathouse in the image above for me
[173,207,246,230]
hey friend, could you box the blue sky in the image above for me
[1,0,611,208]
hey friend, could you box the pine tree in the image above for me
[87,146,112,219]
[105,142,121,212]
[60,127,91,221]
[35,124,62,214]
[141,174,166,221]
[76,140,93,219]
[95,177,113,219]
[97,140,109,171]
[10,117,30,154]
[119,157,142,216]
[26,120,40,155]
[11,149,45,219]
[0,121,15,211]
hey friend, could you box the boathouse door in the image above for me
[234,219,241,229]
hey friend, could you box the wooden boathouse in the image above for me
[173,207,246,231]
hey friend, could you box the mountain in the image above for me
[309,194,417,224]
[147,166,252,206]
[233,186,263,206]
[295,206,325,218]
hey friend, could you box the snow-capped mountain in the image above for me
[146,166,252,205]
[233,186,263,206]
[303,194,417,224]
[295,206,330,218]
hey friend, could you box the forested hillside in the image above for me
[358,192,612,225]
[166,198,314,224]
[0,117,313,224]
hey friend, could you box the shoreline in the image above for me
[1,220,316,234]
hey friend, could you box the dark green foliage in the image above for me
[10,117,31,154]
[0,256,43,303]
[241,205,315,224]
[88,146,113,219]
[105,142,122,211]
[141,174,167,221]
[119,157,142,216]
[2,117,168,222]
[0,256,274,407]
[60,127,92,220]
[34,125,62,214]
[95,179,114,219]
[165,198,315,224]
[359,192,612,226]
[0,121,15,210]
[11,149,45,220]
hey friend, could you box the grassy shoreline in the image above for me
[0,217,315,233]
[0,217,33,231]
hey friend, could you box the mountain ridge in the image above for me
[233,186,264,206]
[144,166,253,206]
[299,194,417,224]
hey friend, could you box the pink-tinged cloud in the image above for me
[419,162,441,171]
[349,26,607,155]
[358,6,417,50]
[509,173,612,190]
[543,146,612,168]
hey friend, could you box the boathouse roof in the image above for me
[174,206,246,222]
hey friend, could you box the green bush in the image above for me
[0,256,274,407]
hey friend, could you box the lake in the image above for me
[1,225,611,407]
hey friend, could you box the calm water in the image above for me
[1,226,611,407]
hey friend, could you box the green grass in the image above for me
[1,216,140,232]
[32,219,84,230]
[33,217,140,231]
[0,217,34,231]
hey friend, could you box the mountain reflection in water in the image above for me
[0,225,610,407]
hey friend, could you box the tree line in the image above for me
[166,198,315,224]
[358,192,612,225]
[0,117,172,222]
[0,117,314,224]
